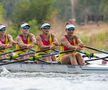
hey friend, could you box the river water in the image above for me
[0,69,108,90]
[0,54,108,90]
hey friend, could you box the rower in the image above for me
[0,24,16,59]
[36,23,59,63]
[16,23,37,59]
[58,24,85,65]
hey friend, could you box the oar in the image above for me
[0,48,53,62]
[85,56,108,62]
[0,49,76,65]
[0,53,59,66]
[85,45,108,54]
[0,48,27,56]
[0,52,35,62]
[29,48,50,54]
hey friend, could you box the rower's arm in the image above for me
[29,33,37,45]
[8,34,16,44]
[76,36,85,48]
[51,34,60,46]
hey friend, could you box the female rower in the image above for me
[0,24,16,59]
[16,23,37,58]
[58,24,85,65]
[36,23,59,62]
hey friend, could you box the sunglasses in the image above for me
[0,28,6,32]
[67,27,75,31]
[42,26,50,30]
[22,26,30,30]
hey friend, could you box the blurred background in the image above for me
[0,0,108,50]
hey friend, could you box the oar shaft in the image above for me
[85,56,108,61]
[0,59,30,66]
[0,48,27,56]
[85,46,108,54]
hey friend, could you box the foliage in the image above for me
[79,31,108,51]
[28,19,39,36]
[11,0,54,25]
[53,0,72,21]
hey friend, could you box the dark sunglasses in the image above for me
[22,26,30,30]
[42,26,50,30]
[0,28,6,32]
[67,27,75,31]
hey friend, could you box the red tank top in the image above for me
[40,35,50,46]
[19,34,29,44]
[64,35,76,51]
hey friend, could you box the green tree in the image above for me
[12,0,54,25]
[53,0,71,21]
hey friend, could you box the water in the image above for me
[0,71,108,90]
[0,53,108,90]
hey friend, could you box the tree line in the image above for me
[0,0,108,24]
[0,0,108,37]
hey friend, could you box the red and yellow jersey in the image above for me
[39,34,53,46]
[62,35,77,51]
[36,34,53,51]
[16,34,33,54]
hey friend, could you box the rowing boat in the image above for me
[0,62,108,73]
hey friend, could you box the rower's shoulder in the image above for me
[72,35,79,39]
[7,34,12,37]
[36,34,41,38]
[7,34,13,39]
[36,34,41,41]
[60,35,67,41]
[50,33,57,39]
[73,35,78,37]
[29,33,35,37]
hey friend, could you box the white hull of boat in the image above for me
[0,63,108,73]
